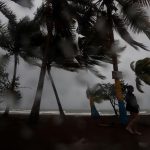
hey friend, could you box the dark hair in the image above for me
[127,85,134,91]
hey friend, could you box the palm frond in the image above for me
[0,26,13,51]
[87,57,104,66]
[15,17,42,46]
[33,4,46,26]
[117,0,150,7]
[0,1,17,25]
[0,54,10,94]
[119,1,150,40]
[90,55,112,64]
[68,0,96,7]
[112,14,149,51]
[131,58,150,92]
[135,77,144,93]
[11,0,33,8]
[87,65,106,79]
[129,0,150,7]
[0,54,10,69]
[135,58,150,85]
[130,61,135,71]
[0,69,10,94]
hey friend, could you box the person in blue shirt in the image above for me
[125,85,141,135]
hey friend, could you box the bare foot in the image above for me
[126,127,134,134]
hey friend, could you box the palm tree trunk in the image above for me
[4,54,18,116]
[47,68,65,118]
[29,60,47,123]
[29,0,53,124]
[11,54,18,90]
[107,7,128,125]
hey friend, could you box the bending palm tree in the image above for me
[29,0,85,122]
[29,0,53,123]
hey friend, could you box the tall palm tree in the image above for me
[29,0,76,122]
[0,2,40,115]
[130,57,150,92]
[29,0,54,123]
[29,0,105,123]
[0,16,40,88]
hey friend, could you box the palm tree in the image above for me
[0,2,40,115]
[29,0,107,123]
[29,1,54,123]
[29,0,77,122]
[0,16,39,85]
[130,57,150,92]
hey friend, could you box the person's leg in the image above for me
[126,112,135,134]
[131,113,141,135]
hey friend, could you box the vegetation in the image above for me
[86,81,128,116]
[131,57,150,92]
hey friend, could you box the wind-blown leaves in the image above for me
[33,4,47,26]
[135,77,144,93]
[130,61,135,71]
[10,0,34,8]
[0,54,10,69]
[0,63,10,94]
[0,1,17,25]
[86,84,106,103]
[130,58,150,92]
[87,65,106,79]
[0,23,13,51]
[117,0,150,7]
[119,1,150,40]
[112,14,149,50]
[0,54,21,104]
[135,0,150,6]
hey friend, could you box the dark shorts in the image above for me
[126,105,139,113]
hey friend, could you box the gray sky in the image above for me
[0,0,150,113]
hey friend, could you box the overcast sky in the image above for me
[0,0,150,113]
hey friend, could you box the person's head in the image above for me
[127,85,134,93]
